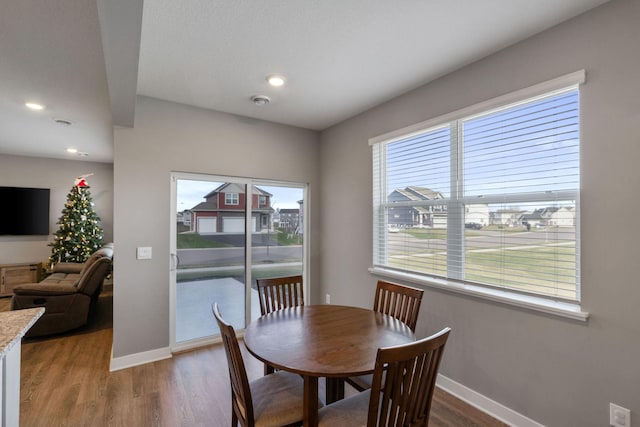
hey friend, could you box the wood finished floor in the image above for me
[3,291,509,427]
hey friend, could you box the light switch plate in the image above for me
[137,247,152,260]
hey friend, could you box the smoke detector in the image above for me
[250,95,270,106]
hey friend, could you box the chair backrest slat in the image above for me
[256,275,304,315]
[368,327,451,427]
[373,280,424,332]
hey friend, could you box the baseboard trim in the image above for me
[436,375,544,427]
[109,346,172,372]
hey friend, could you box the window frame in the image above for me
[370,71,589,321]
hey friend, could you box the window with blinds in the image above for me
[372,80,581,303]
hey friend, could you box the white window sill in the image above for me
[369,267,589,322]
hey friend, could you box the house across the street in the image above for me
[189,184,274,234]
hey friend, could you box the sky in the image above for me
[176,180,303,212]
[385,89,579,198]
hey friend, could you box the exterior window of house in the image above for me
[259,195,266,207]
[225,193,239,205]
[372,72,584,306]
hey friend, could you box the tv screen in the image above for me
[0,186,50,235]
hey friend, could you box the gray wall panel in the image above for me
[112,96,320,358]
[318,1,640,425]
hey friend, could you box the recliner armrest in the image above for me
[12,282,78,296]
[52,262,84,274]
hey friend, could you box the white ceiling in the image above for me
[0,0,611,163]
[0,0,115,163]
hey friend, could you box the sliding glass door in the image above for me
[250,185,304,322]
[170,173,307,351]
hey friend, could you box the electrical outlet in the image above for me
[610,403,631,427]
[325,293,331,304]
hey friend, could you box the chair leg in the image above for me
[264,363,275,375]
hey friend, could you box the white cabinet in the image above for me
[0,308,44,427]
[2,344,20,427]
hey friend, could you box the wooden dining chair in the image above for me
[318,327,451,427]
[256,275,304,315]
[256,275,304,375]
[347,280,424,391]
[373,280,424,332]
[212,303,308,427]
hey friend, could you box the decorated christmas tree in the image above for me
[48,174,104,267]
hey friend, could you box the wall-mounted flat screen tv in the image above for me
[0,186,50,235]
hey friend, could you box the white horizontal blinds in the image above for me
[372,143,387,265]
[372,73,582,303]
[385,125,451,198]
[463,89,580,196]
[375,125,451,277]
[462,201,578,299]
[461,89,580,300]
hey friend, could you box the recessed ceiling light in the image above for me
[66,148,78,154]
[25,102,45,110]
[251,95,271,106]
[267,75,286,87]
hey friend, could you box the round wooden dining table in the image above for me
[243,304,415,427]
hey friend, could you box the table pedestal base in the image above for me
[325,377,345,403]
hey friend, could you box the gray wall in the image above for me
[112,96,319,357]
[318,1,639,426]
[0,154,113,265]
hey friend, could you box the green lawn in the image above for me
[177,233,230,249]
[403,229,447,239]
[480,225,530,233]
[401,226,535,240]
[274,229,303,245]
[177,229,301,249]
[389,245,577,299]
[466,246,576,298]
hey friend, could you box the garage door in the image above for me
[222,217,257,233]
[197,217,216,234]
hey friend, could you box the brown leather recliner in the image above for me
[11,245,113,337]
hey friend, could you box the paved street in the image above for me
[177,228,573,267]
[177,245,303,267]
[387,228,575,256]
